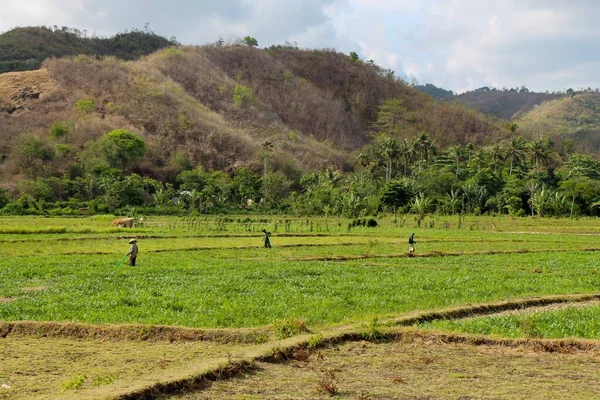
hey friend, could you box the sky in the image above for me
[1,0,598,93]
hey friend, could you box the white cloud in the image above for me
[1,0,600,92]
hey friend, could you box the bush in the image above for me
[76,97,96,114]
[366,218,378,227]
[49,122,69,139]
[95,129,146,170]
[0,188,9,209]
[232,84,255,106]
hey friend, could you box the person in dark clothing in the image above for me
[408,233,415,254]
[262,229,272,249]
[127,239,138,266]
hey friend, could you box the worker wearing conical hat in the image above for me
[127,239,138,266]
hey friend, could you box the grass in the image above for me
[3,214,600,398]
[0,335,251,400]
[171,335,600,399]
[419,304,600,340]
[2,248,600,328]
[2,215,600,329]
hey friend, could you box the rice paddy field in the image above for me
[1,214,600,399]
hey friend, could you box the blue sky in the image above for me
[1,0,598,93]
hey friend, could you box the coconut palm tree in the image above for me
[447,145,469,177]
[399,138,417,177]
[261,141,274,179]
[527,139,553,173]
[378,135,399,181]
[503,136,528,175]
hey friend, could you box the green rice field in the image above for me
[2,214,600,399]
[2,214,600,328]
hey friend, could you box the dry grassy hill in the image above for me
[452,89,563,120]
[517,92,600,153]
[0,44,506,184]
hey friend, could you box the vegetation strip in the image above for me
[385,293,600,327]
[0,321,270,344]
[300,247,600,261]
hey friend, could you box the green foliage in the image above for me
[261,171,292,205]
[12,133,54,178]
[177,167,207,192]
[97,129,146,170]
[232,84,255,106]
[349,51,361,64]
[76,97,96,114]
[0,26,175,73]
[272,318,308,339]
[243,36,258,47]
[0,188,9,209]
[380,180,411,213]
[415,83,454,100]
[61,374,86,391]
[49,122,69,139]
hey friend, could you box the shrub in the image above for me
[232,84,255,106]
[76,97,96,114]
[272,318,309,339]
[366,218,378,227]
[49,122,69,139]
[97,129,146,170]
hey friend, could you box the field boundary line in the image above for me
[382,293,600,327]
[299,247,600,261]
[0,320,271,343]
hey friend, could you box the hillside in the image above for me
[452,88,563,120]
[517,92,600,153]
[415,83,454,100]
[0,26,175,73]
[0,43,506,186]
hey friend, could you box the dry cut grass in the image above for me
[173,334,600,399]
[0,335,253,400]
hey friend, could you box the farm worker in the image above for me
[127,239,138,266]
[408,233,416,254]
[262,229,272,249]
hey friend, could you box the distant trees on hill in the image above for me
[0,26,176,73]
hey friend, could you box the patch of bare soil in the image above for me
[0,298,15,304]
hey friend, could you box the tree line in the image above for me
[2,98,600,218]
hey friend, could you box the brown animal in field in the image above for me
[112,217,135,228]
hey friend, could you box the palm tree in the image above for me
[379,135,399,181]
[447,145,469,178]
[261,141,274,179]
[503,136,527,175]
[414,132,437,165]
[486,143,504,172]
[356,152,369,189]
[527,139,552,173]
[399,138,417,177]
[470,148,488,173]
